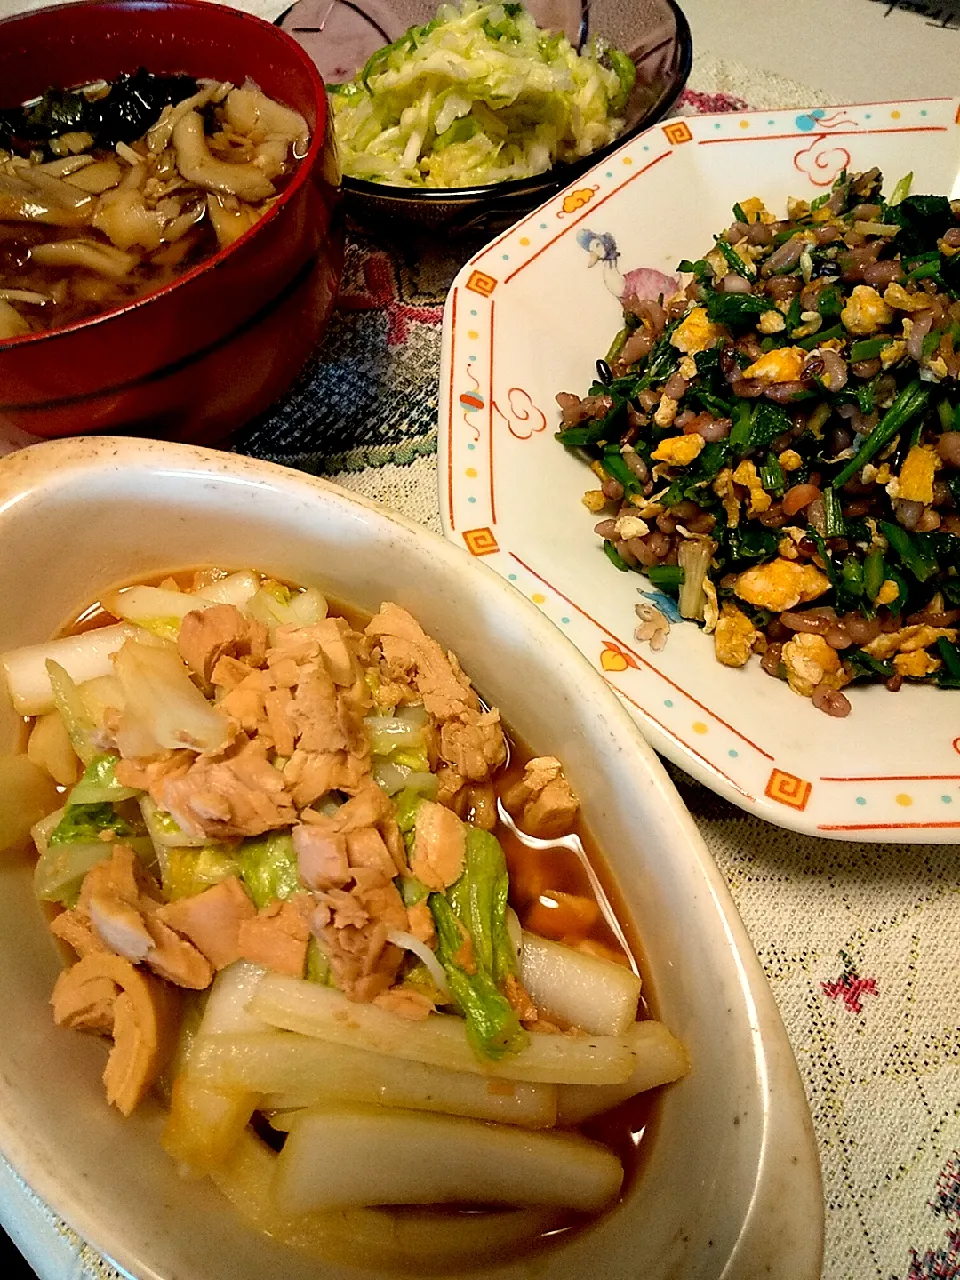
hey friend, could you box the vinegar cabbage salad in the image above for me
[329,1,636,189]
[0,568,687,1272]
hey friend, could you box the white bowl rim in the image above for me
[0,435,823,1280]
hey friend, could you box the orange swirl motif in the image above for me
[793,109,857,188]
[492,388,547,440]
[794,136,852,188]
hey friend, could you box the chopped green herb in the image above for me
[864,550,886,601]
[849,337,893,362]
[832,381,930,488]
[822,487,846,539]
[603,540,631,571]
[647,565,684,591]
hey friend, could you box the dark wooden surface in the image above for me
[0,1227,36,1278]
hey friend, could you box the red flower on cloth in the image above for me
[821,954,878,1013]
[678,88,748,115]
[337,250,444,346]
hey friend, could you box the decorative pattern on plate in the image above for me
[662,119,693,145]
[465,270,498,297]
[559,187,599,215]
[438,96,960,840]
[461,527,499,556]
[765,768,813,812]
[492,389,546,440]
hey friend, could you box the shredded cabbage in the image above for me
[329,0,635,188]
[236,830,301,908]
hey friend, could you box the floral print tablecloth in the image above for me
[3,60,960,1280]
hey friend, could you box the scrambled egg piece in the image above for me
[883,282,934,313]
[714,603,758,668]
[704,247,730,280]
[734,558,831,612]
[670,307,724,355]
[778,449,803,472]
[758,310,786,334]
[841,285,893,336]
[880,339,906,370]
[863,625,956,661]
[731,459,773,515]
[875,579,900,606]
[738,196,775,224]
[678,355,697,379]
[614,514,649,539]
[792,314,823,341]
[782,633,847,697]
[777,527,807,560]
[582,490,606,513]
[894,649,941,679]
[654,395,679,428]
[713,467,740,527]
[897,444,939,506]
[628,496,664,518]
[651,434,704,466]
[740,347,806,383]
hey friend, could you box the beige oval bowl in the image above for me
[0,437,822,1280]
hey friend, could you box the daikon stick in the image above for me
[161,963,266,1173]
[197,571,260,608]
[520,930,641,1035]
[1,624,139,715]
[100,585,216,625]
[249,976,636,1084]
[26,712,80,787]
[77,675,125,724]
[196,962,269,1036]
[161,1073,255,1175]
[274,1103,623,1213]
[0,754,59,855]
[190,1031,556,1128]
[211,1130,560,1274]
[556,1020,689,1125]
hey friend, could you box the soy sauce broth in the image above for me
[56,567,670,1259]
[0,73,306,338]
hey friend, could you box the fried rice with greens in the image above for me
[557,167,960,717]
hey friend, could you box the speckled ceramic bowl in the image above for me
[279,0,692,233]
[0,437,820,1280]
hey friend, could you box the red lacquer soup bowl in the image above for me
[0,0,343,446]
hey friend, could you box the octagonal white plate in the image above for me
[439,97,960,841]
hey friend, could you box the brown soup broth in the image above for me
[0,211,219,331]
[1,76,302,336]
[60,570,667,1254]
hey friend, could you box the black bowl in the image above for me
[279,0,692,233]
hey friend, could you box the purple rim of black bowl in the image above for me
[277,0,693,218]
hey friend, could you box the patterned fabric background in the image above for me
[4,66,960,1280]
